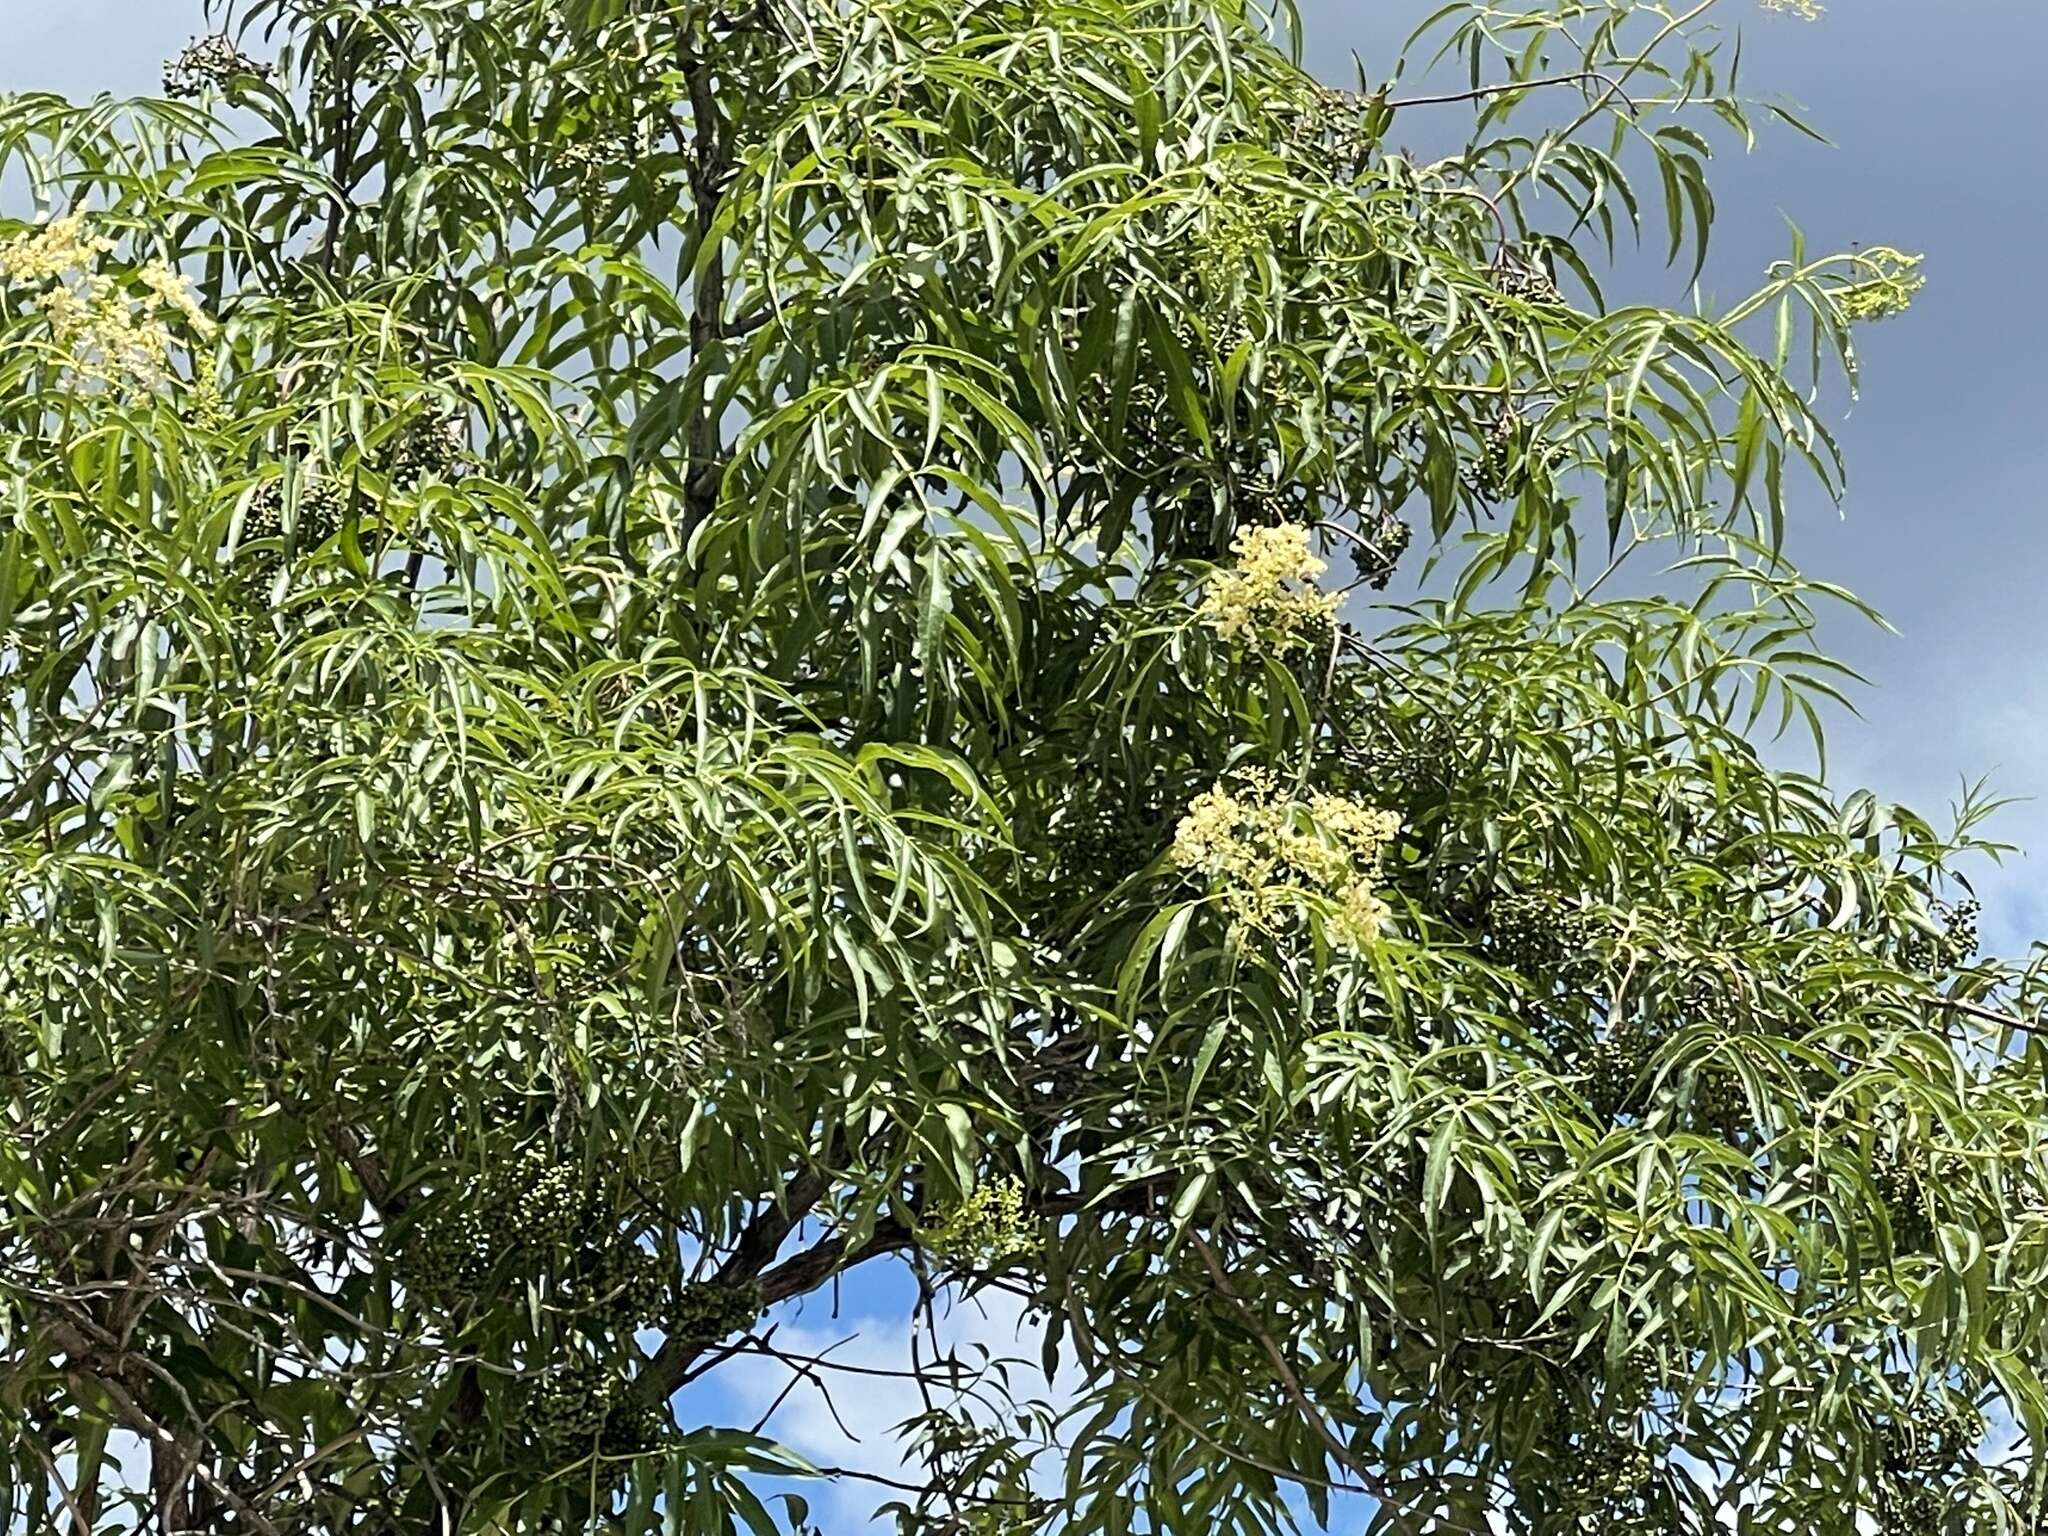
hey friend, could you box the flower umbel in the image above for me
[1835,248,1924,323]
[0,214,112,287]
[1171,768,1399,950]
[0,217,213,394]
[1198,521,1339,653]
[925,1178,1037,1269]
[1760,0,1823,17]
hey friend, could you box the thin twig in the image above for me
[1187,1232,1387,1499]
[1388,70,1638,113]
[1933,993,2048,1038]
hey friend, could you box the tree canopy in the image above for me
[4,1,2045,1532]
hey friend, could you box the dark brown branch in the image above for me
[674,23,738,543]
[318,20,359,278]
[760,1217,915,1305]
[718,1169,829,1284]
[323,1120,403,1215]
[638,1168,856,1401]
[1188,1233,1388,1501]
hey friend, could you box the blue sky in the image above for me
[7,0,2044,1528]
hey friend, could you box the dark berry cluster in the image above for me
[1669,965,1730,1031]
[1346,715,1454,803]
[1232,466,1296,529]
[1348,508,1411,590]
[1908,897,1981,974]
[1083,374,1186,486]
[1464,409,1568,505]
[1939,898,1982,969]
[240,474,347,568]
[1060,787,1176,891]
[1875,1401,1975,1535]
[1686,1068,1750,1140]
[163,35,269,99]
[1485,889,1602,979]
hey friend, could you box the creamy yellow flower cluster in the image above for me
[1835,248,1924,324]
[1171,768,1399,951]
[925,1176,1037,1268]
[1197,522,1339,653]
[0,214,213,393]
[1760,0,1823,18]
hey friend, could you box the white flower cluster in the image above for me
[1171,768,1399,951]
[1197,521,1339,654]
[0,214,213,393]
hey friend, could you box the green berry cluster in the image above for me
[1554,1429,1655,1528]
[521,1356,615,1447]
[393,1142,592,1306]
[1485,889,1602,979]
[163,34,268,99]
[504,1145,587,1251]
[599,1398,675,1458]
[396,1202,497,1302]
[1603,1353,1660,1415]
[240,474,347,567]
[1585,1026,1653,1121]
[575,1243,670,1332]
[1875,1402,1975,1535]
[668,1280,763,1349]
[1870,1143,1934,1252]
[384,412,469,489]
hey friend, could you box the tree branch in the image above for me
[674,22,737,544]
[1188,1233,1388,1501]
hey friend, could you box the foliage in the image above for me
[2,0,2045,1533]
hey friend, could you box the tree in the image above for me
[2,0,2042,1531]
